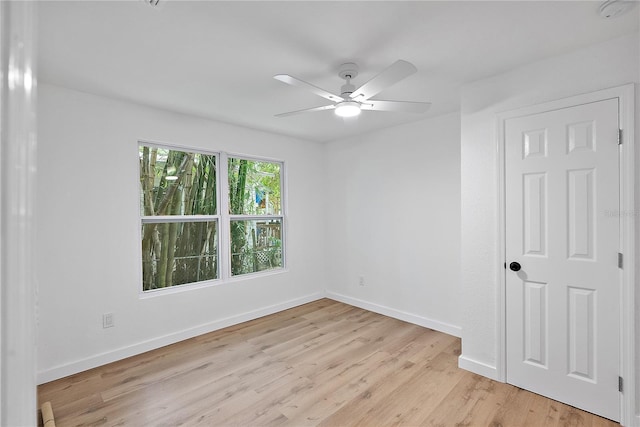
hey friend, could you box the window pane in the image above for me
[230,219,282,276]
[142,221,218,290]
[228,158,281,215]
[139,146,217,216]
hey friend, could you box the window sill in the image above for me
[138,268,289,299]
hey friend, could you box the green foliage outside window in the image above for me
[228,158,283,276]
[139,146,218,290]
[139,146,285,290]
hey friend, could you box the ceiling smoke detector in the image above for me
[598,0,635,18]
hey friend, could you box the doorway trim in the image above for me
[495,84,635,425]
[0,1,37,425]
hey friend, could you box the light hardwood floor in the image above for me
[38,299,619,426]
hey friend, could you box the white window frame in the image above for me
[220,152,286,280]
[138,143,287,295]
[138,141,221,294]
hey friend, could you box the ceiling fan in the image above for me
[273,60,431,118]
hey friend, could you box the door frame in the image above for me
[0,1,38,425]
[495,84,635,425]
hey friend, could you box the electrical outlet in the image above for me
[359,276,365,286]
[103,313,114,328]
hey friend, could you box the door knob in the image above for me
[509,262,521,272]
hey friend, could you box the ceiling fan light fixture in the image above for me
[334,101,361,118]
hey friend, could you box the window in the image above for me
[228,157,284,276]
[139,145,219,291]
[139,143,285,292]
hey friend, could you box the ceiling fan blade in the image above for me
[274,74,343,103]
[350,60,417,101]
[361,100,431,114]
[275,104,336,118]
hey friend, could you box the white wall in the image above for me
[324,113,461,336]
[459,32,639,388]
[36,84,326,383]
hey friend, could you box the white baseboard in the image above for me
[325,291,461,337]
[37,292,324,384]
[457,355,501,381]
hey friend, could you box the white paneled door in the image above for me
[505,98,620,421]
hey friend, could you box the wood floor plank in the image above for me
[317,337,459,427]
[280,351,391,423]
[422,373,506,426]
[38,299,619,427]
[522,393,562,426]
[101,339,263,402]
[488,385,535,426]
[214,372,311,426]
[285,340,447,427]
[349,341,465,427]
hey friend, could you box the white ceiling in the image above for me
[37,1,638,143]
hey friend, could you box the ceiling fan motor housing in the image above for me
[338,63,359,98]
[341,82,355,97]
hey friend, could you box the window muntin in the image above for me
[139,144,219,291]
